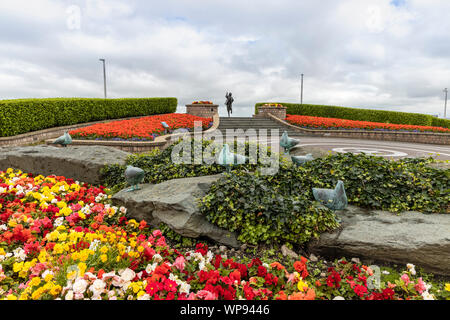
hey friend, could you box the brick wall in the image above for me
[255,106,287,120]
[186,104,218,118]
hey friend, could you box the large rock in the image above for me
[308,206,450,276]
[112,174,241,248]
[0,145,130,185]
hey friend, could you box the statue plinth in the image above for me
[255,105,287,119]
[186,104,218,118]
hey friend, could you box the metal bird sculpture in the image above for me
[312,180,348,222]
[217,144,248,173]
[124,165,146,192]
[291,153,314,167]
[280,131,300,155]
[52,131,72,147]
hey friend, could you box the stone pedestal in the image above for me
[256,105,287,119]
[186,104,218,118]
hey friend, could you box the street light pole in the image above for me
[444,88,448,118]
[300,74,304,104]
[99,58,107,99]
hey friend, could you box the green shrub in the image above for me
[199,169,339,246]
[255,102,450,128]
[101,139,448,247]
[100,139,277,189]
[302,153,449,214]
[0,97,177,137]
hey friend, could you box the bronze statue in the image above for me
[225,92,234,117]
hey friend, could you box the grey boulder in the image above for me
[0,145,130,185]
[308,205,450,276]
[112,174,241,248]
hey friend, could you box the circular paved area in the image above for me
[256,137,450,161]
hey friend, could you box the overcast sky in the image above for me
[1,0,449,117]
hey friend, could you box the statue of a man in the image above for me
[225,92,234,117]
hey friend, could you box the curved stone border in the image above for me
[268,114,450,145]
[44,114,221,153]
[0,115,165,148]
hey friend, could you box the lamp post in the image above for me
[99,58,107,99]
[300,74,304,104]
[444,88,448,118]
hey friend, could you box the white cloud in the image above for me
[0,0,449,118]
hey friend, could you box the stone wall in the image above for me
[268,114,450,145]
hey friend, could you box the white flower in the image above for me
[382,270,390,275]
[422,291,435,300]
[152,254,163,263]
[333,296,345,300]
[179,282,191,295]
[53,217,64,227]
[51,198,58,204]
[108,290,116,298]
[13,248,26,261]
[101,271,116,280]
[90,279,106,293]
[145,263,157,274]
[198,261,206,271]
[0,225,7,231]
[119,206,127,214]
[65,290,74,300]
[137,294,150,300]
[41,270,54,279]
[120,268,136,282]
[89,239,101,251]
[73,278,88,294]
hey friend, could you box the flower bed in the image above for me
[286,114,450,133]
[69,113,212,141]
[1,168,449,300]
[192,101,213,105]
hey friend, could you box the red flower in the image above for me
[257,266,267,277]
[163,279,178,292]
[145,281,162,296]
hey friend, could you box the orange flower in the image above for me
[270,262,285,271]
[275,291,287,300]
[288,288,316,300]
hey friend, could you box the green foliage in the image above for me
[100,139,276,189]
[0,97,177,137]
[101,139,448,247]
[302,153,449,214]
[255,102,450,128]
[199,168,340,246]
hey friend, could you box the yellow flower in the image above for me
[30,276,41,287]
[50,285,62,296]
[67,270,77,280]
[13,262,24,273]
[101,254,108,263]
[60,206,72,217]
[297,279,308,292]
[6,294,17,300]
[44,273,54,282]
[78,262,87,276]
[445,283,450,292]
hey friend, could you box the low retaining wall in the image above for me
[269,114,450,145]
[44,114,221,153]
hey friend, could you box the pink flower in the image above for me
[414,278,427,294]
[195,290,217,300]
[173,256,185,271]
[401,274,410,285]
[152,230,162,238]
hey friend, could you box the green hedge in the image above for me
[255,102,450,128]
[0,97,177,137]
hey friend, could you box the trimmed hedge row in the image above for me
[255,102,450,128]
[0,97,178,137]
